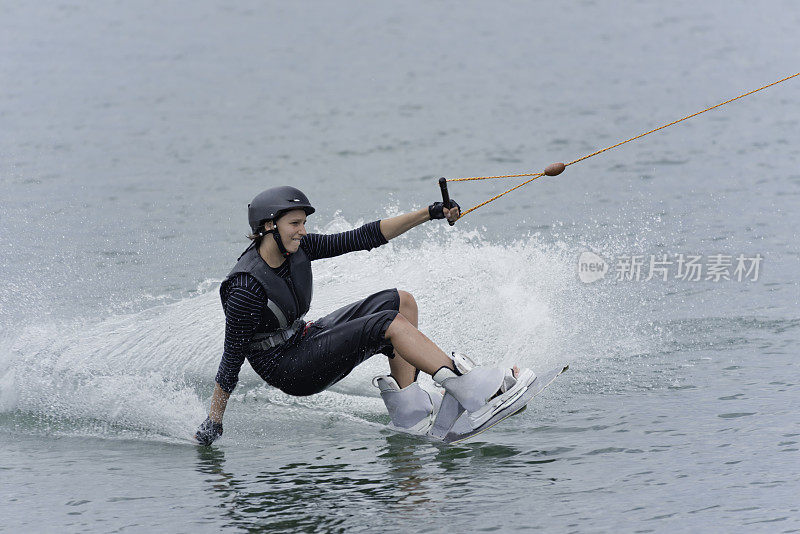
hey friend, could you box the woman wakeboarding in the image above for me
[194,186,533,445]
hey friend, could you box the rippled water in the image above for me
[2,1,799,532]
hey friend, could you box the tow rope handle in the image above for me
[438,177,456,226]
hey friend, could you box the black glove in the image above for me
[428,199,461,220]
[194,417,223,446]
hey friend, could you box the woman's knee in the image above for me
[397,290,418,317]
[398,289,416,307]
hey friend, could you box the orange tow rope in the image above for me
[448,72,800,220]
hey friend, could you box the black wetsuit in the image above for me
[215,221,400,396]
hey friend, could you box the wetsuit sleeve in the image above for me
[300,220,388,261]
[215,273,265,393]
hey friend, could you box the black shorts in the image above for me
[259,288,400,396]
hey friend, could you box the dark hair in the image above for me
[247,220,270,243]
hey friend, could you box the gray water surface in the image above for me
[1,1,799,532]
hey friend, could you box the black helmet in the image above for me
[247,186,315,232]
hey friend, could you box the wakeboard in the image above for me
[436,364,568,444]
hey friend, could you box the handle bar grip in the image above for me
[438,177,455,226]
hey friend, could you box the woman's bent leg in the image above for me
[384,314,453,376]
[388,290,422,388]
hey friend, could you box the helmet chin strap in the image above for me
[271,227,291,257]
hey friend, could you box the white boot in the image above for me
[432,353,536,429]
[372,376,443,435]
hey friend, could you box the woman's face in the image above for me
[269,209,308,253]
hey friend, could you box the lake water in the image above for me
[1,1,799,532]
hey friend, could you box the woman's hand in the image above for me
[428,200,461,223]
[194,416,223,446]
[443,203,460,224]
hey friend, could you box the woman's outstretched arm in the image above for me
[301,203,459,260]
[380,204,459,241]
